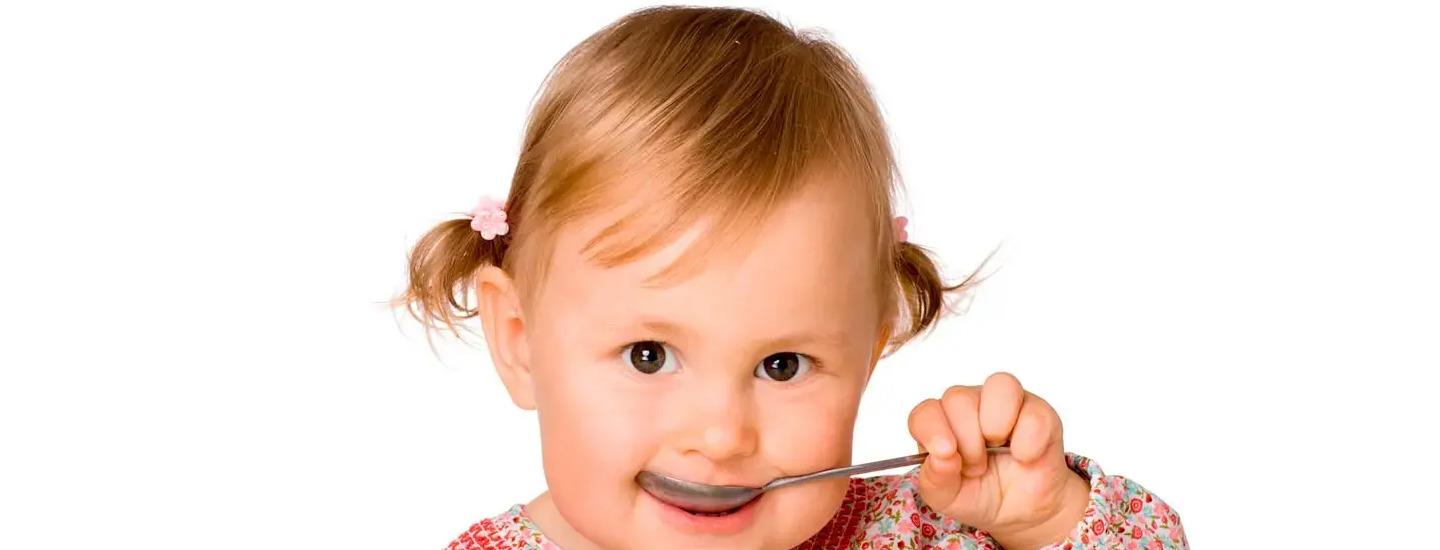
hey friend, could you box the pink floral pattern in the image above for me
[444,453,1186,549]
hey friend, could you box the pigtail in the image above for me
[889,242,1000,351]
[393,216,509,340]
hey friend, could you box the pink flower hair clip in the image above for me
[469,196,509,240]
[892,215,909,243]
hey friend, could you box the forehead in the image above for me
[539,178,881,335]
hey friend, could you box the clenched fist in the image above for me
[908,372,1091,550]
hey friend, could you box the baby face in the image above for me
[518,181,887,549]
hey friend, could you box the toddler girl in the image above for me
[399,6,1186,550]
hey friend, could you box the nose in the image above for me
[675,377,759,462]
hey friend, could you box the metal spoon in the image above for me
[637,446,1010,513]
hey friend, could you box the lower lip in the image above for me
[642,487,763,535]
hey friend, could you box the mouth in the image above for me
[683,503,748,517]
[638,480,766,534]
[635,469,770,534]
[641,485,756,516]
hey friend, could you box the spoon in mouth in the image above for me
[637,446,1010,513]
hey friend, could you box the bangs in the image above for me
[515,9,896,286]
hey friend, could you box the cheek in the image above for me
[759,378,865,474]
[751,380,864,547]
[529,335,658,518]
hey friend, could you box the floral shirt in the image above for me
[445,453,1187,550]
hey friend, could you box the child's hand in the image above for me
[907,372,1092,550]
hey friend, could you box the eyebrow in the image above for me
[636,318,849,351]
[637,319,699,343]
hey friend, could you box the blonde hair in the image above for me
[397,6,989,353]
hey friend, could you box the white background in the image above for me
[2,1,1436,548]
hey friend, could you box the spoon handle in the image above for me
[764,446,1010,491]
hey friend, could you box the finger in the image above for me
[909,398,964,488]
[910,400,964,510]
[1009,392,1064,464]
[917,447,963,514]
[909,399,959,462]
[940,385,988,477]
[979,372,1024,447]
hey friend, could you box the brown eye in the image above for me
[625,341,676,374]
[755,352,811,382]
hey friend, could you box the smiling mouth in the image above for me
[639,483,753,516]
[689,507,741,517]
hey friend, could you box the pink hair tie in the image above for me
[892,216,909,243]
[469,196,509,240]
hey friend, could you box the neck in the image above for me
[526,491,606,550]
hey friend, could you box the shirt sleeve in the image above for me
[846,453,1186,550]
[1038,453,1188,550]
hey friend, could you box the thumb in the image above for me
[916,439,964,512]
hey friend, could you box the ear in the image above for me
[474,265,535,410]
